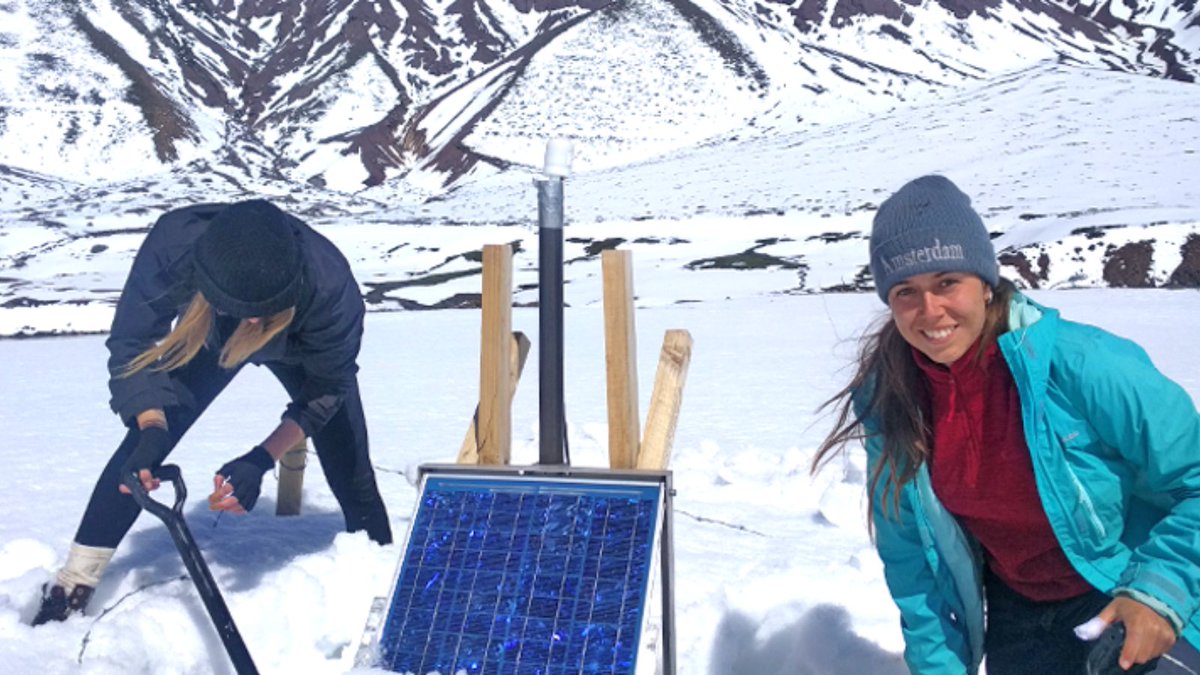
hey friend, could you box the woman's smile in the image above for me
[888,272,989,365]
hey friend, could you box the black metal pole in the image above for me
[537,176,566,465]
[661,476,677,675]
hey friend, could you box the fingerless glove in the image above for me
[120,426,172,480]
[215,445,275,512]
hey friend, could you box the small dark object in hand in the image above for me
[1087,623,1159,675]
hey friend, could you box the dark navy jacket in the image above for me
[105,203,364,437]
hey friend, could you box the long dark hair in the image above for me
[812,278,1017,530]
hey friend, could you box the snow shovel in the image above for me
[123,464,259,675]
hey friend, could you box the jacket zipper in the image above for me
[1066,464,1107,539]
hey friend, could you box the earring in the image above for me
[985,291,994,304]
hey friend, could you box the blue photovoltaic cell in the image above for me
[376,474,663,675]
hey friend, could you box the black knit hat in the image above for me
[193,200,303,318]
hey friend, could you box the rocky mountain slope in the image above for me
[1,1,1198,335]
[2,0,1196,192]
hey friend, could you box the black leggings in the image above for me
[74,348,392,548]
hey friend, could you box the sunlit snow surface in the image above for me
[1,289,1199,673]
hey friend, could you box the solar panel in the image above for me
[360,465,673,675]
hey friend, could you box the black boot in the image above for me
[31,583,94,625]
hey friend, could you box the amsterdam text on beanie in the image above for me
[868,175,998,303]
[193,200,302,318]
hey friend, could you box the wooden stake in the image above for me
[275,439,307,516]
[637,330,693,471]
[602,250,640,469]
[459,332,531,464]
[478,244,513,465]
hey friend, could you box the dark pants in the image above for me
[74,347,392,549]
[986,573,1200,674]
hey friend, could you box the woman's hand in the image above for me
[208,446,275,513]
[208,422,299,513]
[120,468,162,494]
[1095,595,1177,670]
[208,474,248,514]
[118,424,171,495]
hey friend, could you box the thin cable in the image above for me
[78,575,190,664]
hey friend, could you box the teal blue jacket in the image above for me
[863,293,1200,674]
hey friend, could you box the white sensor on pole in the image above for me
[543,139,575,178]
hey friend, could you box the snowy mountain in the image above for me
[3,0,1197,189]
[1,0,1199,336]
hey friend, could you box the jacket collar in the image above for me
[998,291,1057,407]
[911,334,999,384]
[1007,291,1050,332]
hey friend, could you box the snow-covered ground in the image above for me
[1,287,1198,674]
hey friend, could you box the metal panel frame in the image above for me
[375,463,676,675]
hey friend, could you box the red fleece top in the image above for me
[915,340,1092,601]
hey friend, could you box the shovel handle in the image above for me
[121,464,187,520]
[119,464,259,675]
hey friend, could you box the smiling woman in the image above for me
[812,175,1200,675]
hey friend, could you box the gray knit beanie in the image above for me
[869,175,998,303]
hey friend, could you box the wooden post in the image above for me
[602,250,640,469]
[478,244,513,465]
[637,330,693,471]
[275,439,307,516]
[458,332,531,464]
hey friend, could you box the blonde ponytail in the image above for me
[121,293,214,375]
[121,293,294,376]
